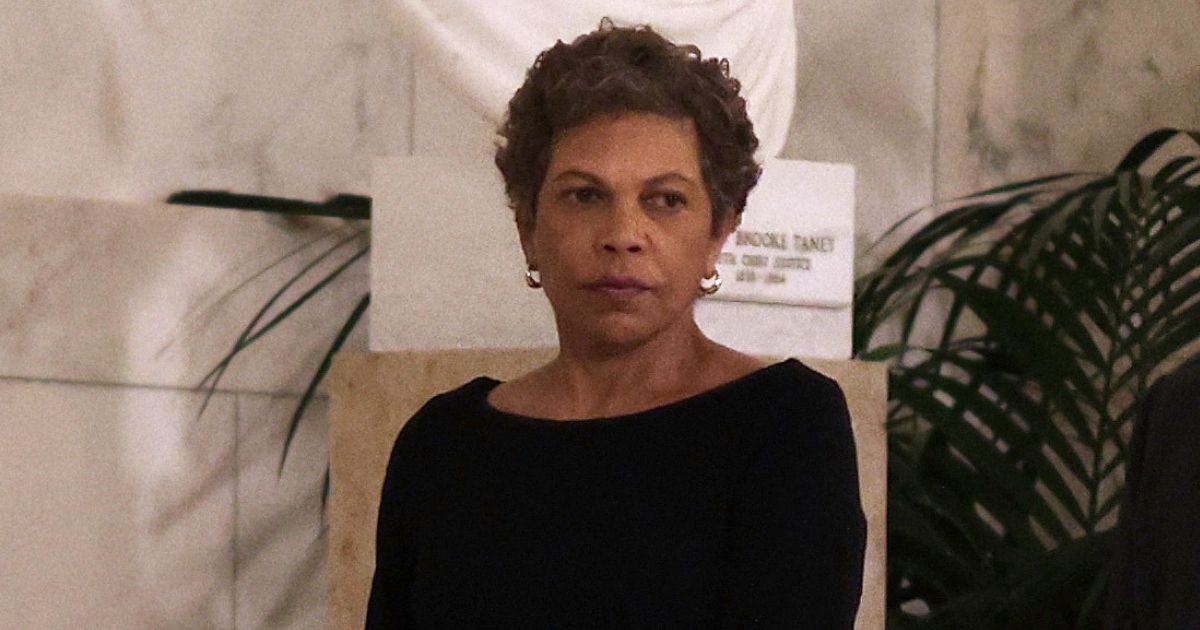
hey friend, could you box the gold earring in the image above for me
[699,269,721,295]
[525,264,542,289]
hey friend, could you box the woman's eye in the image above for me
[565,187,604,205]
[648,191,687,210]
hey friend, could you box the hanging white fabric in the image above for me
[386,1,796,158]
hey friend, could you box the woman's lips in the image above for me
[593,285,647,298]
[587,277,650,298]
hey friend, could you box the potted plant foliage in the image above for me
[854,128,1200,628]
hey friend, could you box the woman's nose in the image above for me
[600,198,646,253]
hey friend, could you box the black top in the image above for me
[365,358,867,629]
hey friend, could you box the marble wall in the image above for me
[3,1,1199,628]
[1,379,329,628]
[937,0,1200,198]
[786,0,936,261]
[0,195,365,628]
[0,0,412,203]
[2,2,394,625]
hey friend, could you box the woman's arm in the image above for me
[364,408,429,629]
[719,376,867,628]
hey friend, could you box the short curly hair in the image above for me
[494,21,762,237]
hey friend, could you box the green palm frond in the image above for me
[857,128,1200,628]
[179,194,371,489]
[280,292,370,476]
[196,229,368,418]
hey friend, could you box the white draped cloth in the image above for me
[386,1,796,158]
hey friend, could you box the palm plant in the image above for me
[855,128,1200,628]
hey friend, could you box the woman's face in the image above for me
[519,111,734,352]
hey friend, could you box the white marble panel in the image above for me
[937,0,1200,198]
[234,393,329,630]
[0,0,412,203]
[0,378,235,629]
[784,0,936,258]
[0,194,368,394]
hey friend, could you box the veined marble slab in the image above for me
[937,0,1200,198]
[785,0,936,256]
[234,393,330,630]
[0,193,368,394]
[0,0,412,203]
[0,380,334,629]
[0,379,236,629]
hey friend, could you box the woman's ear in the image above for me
[519,233,536,268]
[705,212,739,270]
[516,205,537,267]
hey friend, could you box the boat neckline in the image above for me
[472,357,799,426]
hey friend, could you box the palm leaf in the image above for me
[195,230,367,418]
[860,128,1200,625]
[171,192,373,514]
[279,293,370,474]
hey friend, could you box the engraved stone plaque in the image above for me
[711,160,854,308]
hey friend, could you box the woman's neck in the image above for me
[540,322,720,418]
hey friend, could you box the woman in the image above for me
[367,22,866,628]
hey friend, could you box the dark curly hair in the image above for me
[494,21,762,237]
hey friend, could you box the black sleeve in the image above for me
[718,376,867,629]
[364,403,432,629]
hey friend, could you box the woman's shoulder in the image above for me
[712,350,845,403]
[728,356,852,438]
[779,358,850,413]
[704,344,840,390]
[655,351,850,439]
[741,359,858,470]
[395,376,498,435]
